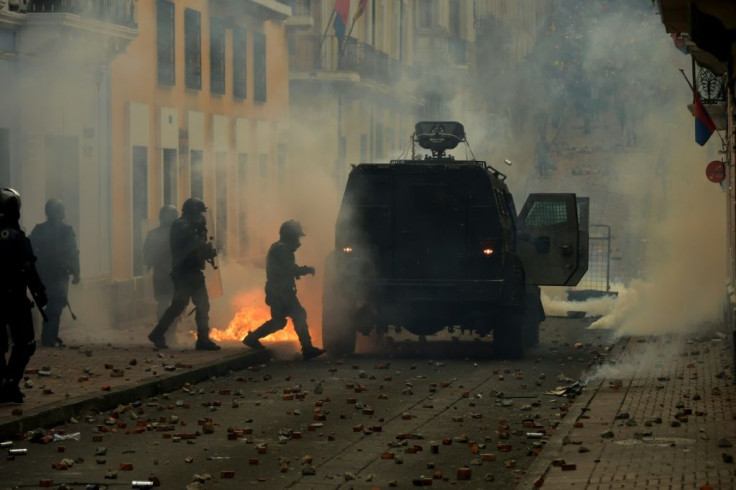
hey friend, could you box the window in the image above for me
[417,2,432,28]
[163,148,177,207]
[449,0,461,36]
[45,135,80,247]
[190,150,203,199]
[237,153,249,255]
[157,0,175,86]
[215,151,227,256]
[210,19,225,95]
[524,201,568,227]
[233,27,247,100]
[277,143,286,185]
[185,8,202,90]
[360,133,367,162]
[424,92,444,119]
[253,31,266,102]
[0,128,8,185]
[132,146,148,277]
[375,123,383,160]
[335,136,346,184]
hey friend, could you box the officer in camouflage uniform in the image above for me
[144,205,179,321]
[242,220,325,360]
[148,198,220,351]
[0,188,47,403]
[29,199,79,347]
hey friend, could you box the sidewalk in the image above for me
[0,326,270,440]
[521,334,736,489]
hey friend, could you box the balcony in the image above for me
[26,0,137,27]
[656,1,736,75]
[16,0,138,60]
[290,34,401,85]
[211,0,290,22]
[283,0,312,30]
[687,60,728,130]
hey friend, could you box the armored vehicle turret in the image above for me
[322,122,589,358]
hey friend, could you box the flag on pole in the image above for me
[694,90,716,146]
[353,0,368,22]
[671,33,688,54]
[333,0,350,41]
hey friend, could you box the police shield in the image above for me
[203,208,223,299]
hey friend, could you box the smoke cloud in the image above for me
[33,0,729,350]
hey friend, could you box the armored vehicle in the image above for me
[322,122,588,358]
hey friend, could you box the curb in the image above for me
[0,349,272,440]
[516,335,632,489]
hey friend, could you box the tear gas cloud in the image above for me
[44,0,727,347]
[555,3,727,338]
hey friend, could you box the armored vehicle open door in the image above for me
[517,193,588,286]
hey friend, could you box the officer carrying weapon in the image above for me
[0,188,47,403]
[29,198,80,347]
[148,198,220,351]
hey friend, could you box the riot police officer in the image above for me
[144,205,179,321]
[148,198,220,351]
[29,199,80,347]
[242,220,325,360]
[0,188,47,403]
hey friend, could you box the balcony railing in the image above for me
[281,0,310,16]
[694,60,726,105]
[27,0,137,27]
[290,34,400,85]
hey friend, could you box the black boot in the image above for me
[302,346,325,360]
[0,382,24,404]
[148,332,168,349]
[196,338,221,351]
[242,332,266,350]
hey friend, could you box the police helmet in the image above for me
[279,219,306,243]
[0,188,21,221]
[45,198,65,222]
[159,204,179,226]
[181,198,207,217]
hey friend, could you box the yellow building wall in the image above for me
[110,0,289,280]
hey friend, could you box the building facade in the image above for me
[655,0,736,371]
[108,0,291,322]
[0,0,138,295]
[0,0,556,328]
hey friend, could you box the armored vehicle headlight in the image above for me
[342,246,354,254]
[481,240,495,256]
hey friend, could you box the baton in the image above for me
[66,300,78,321]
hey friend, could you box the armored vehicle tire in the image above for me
[494,308,525,359]
[523,287,544,348]
[322,253,357,357]
[323,303,357,356]
[523,315,540,349]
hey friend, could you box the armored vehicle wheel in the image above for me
[523,287,544,348]
[523,314,540,349]
[494,308,525,359]
[323,303,357,356]
[322,253,357,357]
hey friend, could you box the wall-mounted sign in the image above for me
[705,160,726,183]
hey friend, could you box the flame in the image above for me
[208,289,301,344]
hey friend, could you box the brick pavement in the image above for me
[522,334,735,490]
[0,321,271,439]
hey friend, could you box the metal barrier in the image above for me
[568,224,615,301]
